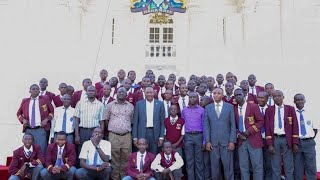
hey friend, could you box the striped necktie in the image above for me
[55,147,63,167]
[182,97,186,108]
[278,106,282,129]
[260,107,265,133]
[62,109,67,132]
[298,110,307,136]
[140,154,144,172]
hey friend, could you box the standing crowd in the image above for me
[9,69,318,180]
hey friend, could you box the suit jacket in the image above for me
[133,90,158,106]
[265,105,299,148]
[234,103,264,148]
[9,144,44,176]
[126,152,155,179]
[153,84,160,97]
[52,95,63,107]
[246,93,258,104]
[71,90,82,108]
[204,102,236,147]
[95,81,109,97]
[45,143,76,173]
[250,85,264,96]
[17,96,54,132]
[133,99,165,142]
[222,95,237,106]
[42,91,55,102]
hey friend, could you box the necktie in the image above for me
[209,91,212,98]
[103,97,107,106]
[62,109,67,132]
[31,99,36,128]
[239,106,244,132]
[260,107,265,133]
[278,106,282,129]
[40,91,44,96]
[268,97,272,106]
[298,110,307,136]
[251,87,254,94]
[93,149,98,166]
[182,98,186,108]
[171,118,175,125]
[140,154,144,172]
[166,155,171,164]
[216,103,221,118]
[167,102,170,117]
[56,147,63,167]
[161,87,163,94]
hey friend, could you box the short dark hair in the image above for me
[56,131,67,137]
[23,133,34,141]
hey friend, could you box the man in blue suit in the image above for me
[133,86,165,155]
[205,88,236,180]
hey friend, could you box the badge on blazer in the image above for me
[248,101,254,104]
[307,120,311,125]
[248,116,255,124]
[176,124,181,129]
[288,117,292,125]
[42,105,47,112]
[232,99,237,104]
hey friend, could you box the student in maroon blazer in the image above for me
[172,84,188,115]
[149,74,160,96]
[52,83,68,108]
[234,88,264,180]
[123,138,156,180]
[168,73,179,95]
[39,78,56,102]
[98,84,114,106]
[157,75,166,99]
[128,70,140,93]
[17,84,54,155]
[95,69,109,96]
[40,131,77,180]
[71,78,92,108]
[248,74,265,96]
[9,134,44,180]
[265,90,299,180]
[133,77,158,106]
[240,80,258,104]
[223,82,237,106]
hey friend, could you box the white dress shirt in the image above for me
[151,152,184,172]
[52,106,75,134]
[28,97,41,127]
[249,86,257,95]
[274,104,285,135]
[259,105,268,138]
[178,95,189,112]
[296,109,316,138]
[110,87,116,98]
[136,151,146,171]
[146,100,154,127]
[267,96,274,106]
[79,140,111,166]
[214,101,224,115]
[23,146,35,167]
[164,100,171,118]
[238,102,247,132]
[40,90,47,96]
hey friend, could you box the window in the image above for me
[163,28,173,43]
[149,28,160,43]
[147,27,175,57]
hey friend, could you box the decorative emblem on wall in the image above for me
[149,13,173,24]
[130,0,186,15]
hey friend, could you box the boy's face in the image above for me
[62,95,71,107]
[30,85,40,98]
[179,84,188,96]
[164,90,173,101]
[165,81,174,90]
[22,134,33,149]
[103,86,111,96]
[189,93,198,105]
[163,142,172,155]
[56,135,66,147]
[137,139,148,153]
[169,105,178,116]
[178,77,186,86]
[59,84,68,95]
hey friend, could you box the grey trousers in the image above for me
[210,145,234,180]
[40,166,76,180]
[78,127,95,154]
[184,133,204,180]
[238,140,263,180]
[271,136,294,180]
[263,144,272,180]
[9,165,44,180]
[146,128,159,155]
[294,138,317,180]
[154,169,182,180]
[203,150,211,179]
[25,128,47,155]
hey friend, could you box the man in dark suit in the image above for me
[133,86,165,155]
[265,90,299,180]
[40,131,77,180]
[17,84,54,155]
[39,78,56,102]
[123,138,156,180]
[9,133,44,180]
[234,88,264,180]
[205,88,236,180]
[248,74,264,96]
[52,83,68,108]
[71,78,92,108]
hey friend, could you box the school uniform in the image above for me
[17,96,54,155]
[293,108,318,180]
[223,95,237,106]
[245,93,258,104]
[164,116,185,155]
[52,95,63,108]
[95,81,109,97]
[123,152,156,180]
[265,104,299,180]
[129,83,140,94]
[9,145,44,180]
[40,143,77,180]
[98,96,114,106]
[249,85,264,96]
[163,100,172,118]
[267,96,274,106]
[71,90,86,108]
[172,95,189,114]
[40,90,56,102]
[158,86,166,101]
[126,92,135,105]
[50,106,75,143]
[151,151,184,180]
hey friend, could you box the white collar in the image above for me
[57,144,65,151]
[137,151,146,157]
[259,104,268,109]
[24,146,33,153]
[275,104,284,109]
[146,99,154,104]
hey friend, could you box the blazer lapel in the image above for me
[219,103,227,119]
[245,104,251,124]
[142,100,147,126]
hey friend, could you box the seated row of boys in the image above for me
[9,128,184,180]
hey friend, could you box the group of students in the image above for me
[9,69,318,180]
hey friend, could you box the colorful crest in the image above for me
[131,0,186,15]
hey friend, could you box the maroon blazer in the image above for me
[17,96,54,132]
[223,95,237,106]
[246,93,258,104]
[98,96,114,105]
[126,152,155,179]
[234,103,264,148]
[42,91,55,102]
[133,90,158,106]
[52,95,63,107]
[95,81,109,97]
[126,92,135,105]
[9,144,45,176]
[265,105,299,148]
[153,84,160,97]
[251,85,264,96]
[71,90,82,108]
[45,143,76,173]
